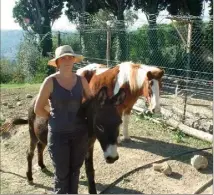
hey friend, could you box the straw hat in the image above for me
[48,45,84,67]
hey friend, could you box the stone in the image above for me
[26,94,33,98]
[191,155,208,170]
[153,162,172,175]
[15,96,20,101]
[7,104,13,109]
[17,102,22,106]
[2,102,8,106]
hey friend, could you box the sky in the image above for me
[1,0,210,31]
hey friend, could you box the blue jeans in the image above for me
[48,129,88,194]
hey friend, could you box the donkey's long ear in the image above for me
[76,99,91,118]
[97,86,108,106]
[111,88,126,106]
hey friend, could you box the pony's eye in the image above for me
[96,125,104,133]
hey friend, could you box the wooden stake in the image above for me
[106,24,111,67]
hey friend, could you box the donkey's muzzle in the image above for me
[106,156,119,164]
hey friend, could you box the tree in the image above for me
[13,0,64,74]
[97,0,132,61]
[132,0,168,65]
[205,0,213,53]
[166,0,206,76]
[65,1,133,62]
[65,0,101,57]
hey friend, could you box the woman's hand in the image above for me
[34,77,53,119]
[81,76,93,100]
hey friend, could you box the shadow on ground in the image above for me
[0,169,53,191]
[120,136,213,174]
[80,180,143,194]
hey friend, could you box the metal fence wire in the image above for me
[57,16,213,134]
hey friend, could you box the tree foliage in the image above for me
[13,0,64,56]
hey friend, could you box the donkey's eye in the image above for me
[96,125,104,133]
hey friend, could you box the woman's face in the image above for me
[57,55,76,71]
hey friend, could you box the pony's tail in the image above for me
[0,118,28,136]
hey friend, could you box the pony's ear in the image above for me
[146,71,154,80]
[111,88,126,106]
[147,69,165,80]
[97,86,108,106]
[156,69,165,79]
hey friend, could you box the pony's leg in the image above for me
[85,142,97,194]
[122,114,130,140]
[37,142,46,170]
[117,110,123,144]
[117,122,122,144]
[26,139,37,182]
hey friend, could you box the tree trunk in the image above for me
[117,11,127,61]
[39,16,54,75]
[147,14,161,65]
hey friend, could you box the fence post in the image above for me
[106,21,111,67]
[57,31,61,47]
[182,21,192,123]
[127,32,130,59]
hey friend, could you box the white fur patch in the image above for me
[95,68,109,75]
[104,144,118,159]
[151,79,161,112]
[140,64,160,72]
[76,63,102,75]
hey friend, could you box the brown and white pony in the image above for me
[77,61,164,142]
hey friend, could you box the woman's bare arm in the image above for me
[80,76,93,100]
[34,77,53,119]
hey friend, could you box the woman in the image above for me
[34,45,92,194]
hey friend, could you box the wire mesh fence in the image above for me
[1,15,212,133]
[56,15,213,133]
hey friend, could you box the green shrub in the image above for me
[0,59,14,83]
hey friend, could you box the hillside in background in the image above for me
[1,30,24,60]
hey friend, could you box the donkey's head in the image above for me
[92,86,126,163]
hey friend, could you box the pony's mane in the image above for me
[114,62,147,95]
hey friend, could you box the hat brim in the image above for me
[48,53,84,67]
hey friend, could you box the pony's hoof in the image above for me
[41,166,47,171]
[27,180,34,185]
[117,136,122,144]
[122,136,131,142]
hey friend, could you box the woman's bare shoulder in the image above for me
[40,73,58,92]
[44,73,58,83]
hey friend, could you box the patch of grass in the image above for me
[0,119,5,126]
[130,114,212,149]
[173,129,186,143]
[1,83,41,89]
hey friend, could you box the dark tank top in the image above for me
[48,75,84,133]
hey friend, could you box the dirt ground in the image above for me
[0,85,213,194]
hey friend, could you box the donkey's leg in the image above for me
[37,142,46,170]
[85,143,97,194]
[26,139,37,182]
